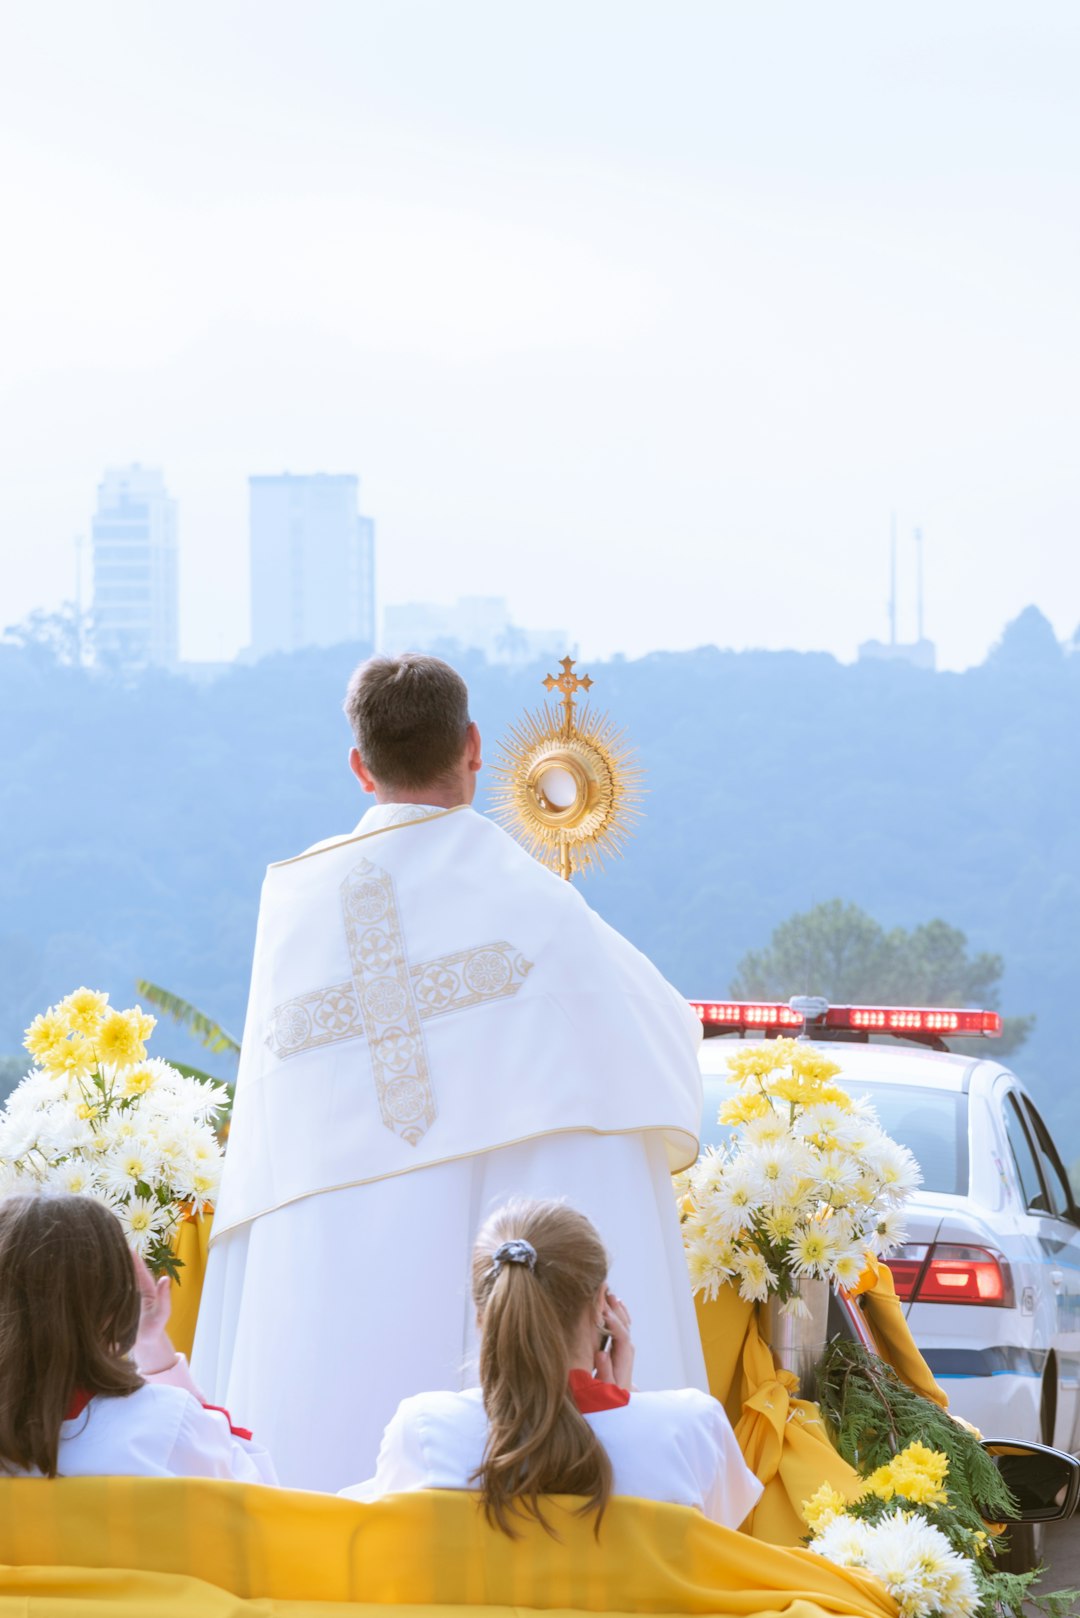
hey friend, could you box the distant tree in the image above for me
[2,603,91,667]
[986,605,1062,669]
[730,900,1033,1055]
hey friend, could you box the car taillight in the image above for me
[892,1242,1013,1307]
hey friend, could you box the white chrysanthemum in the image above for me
[685,1228,738,1299]
[858,1512,978,1618]
[690,1144,731,1198]
[864,1139,922,1202]
[740,1112,789,1148]
[4,1070,58,1113]
[815,1150,861,1207]
[869,1207,908,1256]
[794,1103,853,1150]
[743,1140,816,1209]
[102,1145,161,1198]
[732,1248,777,1303]
[809,1513,872,1566]
[699,1162,758,1238]
[34,1107,94,1158]
[118,1195,161,1254]
[789,1223,839,1278]
[46,1156,101,1197]
[831,1246,868,1288]
[848,1171,881,1210]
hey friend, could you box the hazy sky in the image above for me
[1,1,1077,667]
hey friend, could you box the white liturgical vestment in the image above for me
[194,803,706,1491]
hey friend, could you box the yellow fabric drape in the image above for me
[0,1479,897,1618]
[168,1213,214,1359]
[695,1292,864,1547]
[847,1258,948,1410]
[694,1260,950,1546]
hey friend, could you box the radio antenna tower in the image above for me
[915,526,925,641]
[889,513,898,645]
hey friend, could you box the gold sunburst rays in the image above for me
[491,659,644,880]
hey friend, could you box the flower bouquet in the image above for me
[0,988,229,1278]
[680,1038,921,1310]
[803,1447,982,1618]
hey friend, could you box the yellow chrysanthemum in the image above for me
[130,1006,157,1042]
[801,1482,849,1531]
[867,1443,949,1507]
[726,1040,793,1085]
[122,1066,156,1097]
[790,1050,841,1086]
[718,1092,771,1125]
[44,1036,97,1082]
[76,1101,100,1121]
[24,1009,69,1064]
[59,987,109,1037]
[96,1009,149,1070]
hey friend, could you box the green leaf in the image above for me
[135,981,240,1057]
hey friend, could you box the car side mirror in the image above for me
[980,1439,1080,1521]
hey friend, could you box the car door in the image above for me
[1018,1093,1080,1452]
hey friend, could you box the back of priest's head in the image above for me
[344,653,474,795]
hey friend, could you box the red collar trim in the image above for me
[201,1403,253,1442]
[64,1388,92,1421]
[568,1369,630,1414]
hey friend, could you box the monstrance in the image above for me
[491,656,643,880]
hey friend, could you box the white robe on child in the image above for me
[193,803,705,1491]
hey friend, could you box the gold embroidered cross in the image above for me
[265,858,532,1147]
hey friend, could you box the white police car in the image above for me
[694,999,1080,1456]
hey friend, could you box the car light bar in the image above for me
[692,1001,804,1030]
[689,1001,1002,1037]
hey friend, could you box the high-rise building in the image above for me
[91,465,179,667]
[249,473,375,658]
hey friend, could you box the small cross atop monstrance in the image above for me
[491,656,643,881]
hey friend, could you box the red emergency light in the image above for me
[692,1001,804,1030]
[689,1000,1002,1040]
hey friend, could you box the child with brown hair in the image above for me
[342,1198,760,1532]
[0,1193,275,1481]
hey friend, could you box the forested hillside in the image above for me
[1,607,1077,1155]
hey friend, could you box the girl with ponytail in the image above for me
[342,1199,761,1533]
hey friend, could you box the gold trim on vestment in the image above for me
[267,803,467,869]
[207,1122,701,1245]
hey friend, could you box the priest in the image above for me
[193,654,705,1491]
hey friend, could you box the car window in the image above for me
[1003,1093,1050,1213]
[699,1076,967,1194]
[1020,1097,1077,1220]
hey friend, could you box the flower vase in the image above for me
[762,1277,830,1402]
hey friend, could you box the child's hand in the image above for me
[594,1289,635,1390]
[131,1251,175,1374]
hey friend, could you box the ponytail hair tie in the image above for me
[489,1238,537,1280]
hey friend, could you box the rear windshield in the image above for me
[699,1077,968,1195]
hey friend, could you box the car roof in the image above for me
[697,1035,999,1093]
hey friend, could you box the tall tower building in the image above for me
[91,465,179,667]
[249,473,376,658]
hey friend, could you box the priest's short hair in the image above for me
[344,653,471,790]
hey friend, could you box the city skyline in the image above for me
[1,3,1077,670]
